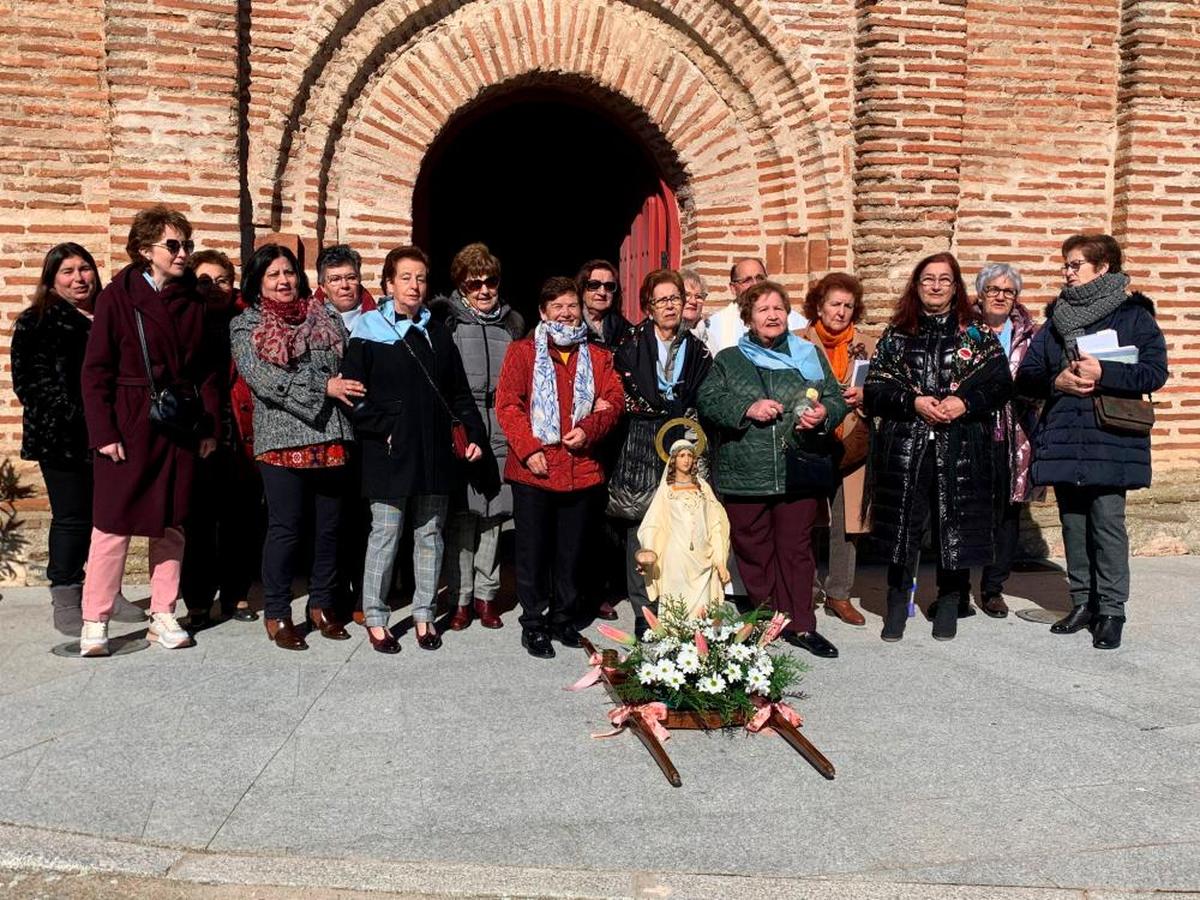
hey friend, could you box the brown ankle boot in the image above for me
[474,598,503,629]
[449,605,472,630]
[824,597,866,626]
[265,618,307,651]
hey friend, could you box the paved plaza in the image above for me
[0,557,1197,898]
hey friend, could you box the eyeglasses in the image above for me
[685,291,707,302]
[919,275,954,287]
[731,273,766,287]
[983,286,1018,300]
[585,279,619,294]
[1062,260,1088,273]
[324,273,360,287]
[463,276,500,292]
[652,295,683,308]
[154,239,195,257]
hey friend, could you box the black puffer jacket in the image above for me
[1015,292,1167,489]
[607,321,712,519]
[11,298,92,465]
[864,312,1012,570]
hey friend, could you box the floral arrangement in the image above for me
[595,597,805,723]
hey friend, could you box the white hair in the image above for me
[975,262,1023,296]
[679,267,707,295]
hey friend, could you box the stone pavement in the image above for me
[0,557,1197,899]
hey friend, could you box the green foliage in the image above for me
[0,458,33,581]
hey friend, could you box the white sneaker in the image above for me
[80,621,109,657]
[148,611,192,649]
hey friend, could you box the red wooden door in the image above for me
[619,179,681,322]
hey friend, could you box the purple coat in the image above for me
[81,265,218,537]
[995,304,1042,503]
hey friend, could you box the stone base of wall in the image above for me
[4,468,1195,588]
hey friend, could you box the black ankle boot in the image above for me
[881,591,907,642]
[1050,604,1093,634]
[1091,615,1124,649]
[932,594,959,640]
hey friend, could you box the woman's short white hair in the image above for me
[975,262,1023,296]
[679,267,707,295]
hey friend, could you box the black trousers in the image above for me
[181,448,264,615]
[981,500,1021,596]
[258,462,345,621]
[38,460,92,587]
[886,447,970,609]
[337,447,368,613]
[512,482,596,631]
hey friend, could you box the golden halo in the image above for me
[655,417,708,462]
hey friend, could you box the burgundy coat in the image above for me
[81,265,218,537]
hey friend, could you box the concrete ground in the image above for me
[0,557,1197,899]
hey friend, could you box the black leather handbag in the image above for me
[134,309,203,442]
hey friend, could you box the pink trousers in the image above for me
[81,526,185,622]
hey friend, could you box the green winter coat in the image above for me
[698,335,848,498]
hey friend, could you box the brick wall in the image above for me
[1,0,1198,581]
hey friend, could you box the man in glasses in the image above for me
[576,258,632,350]
[316,244,376,331]
[703,257,806,354]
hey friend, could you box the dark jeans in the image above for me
[258,462,345,621]
[1056,484,1129,617]
[513,482,596,632]
[337,447,368,613]
[886,448,970,610]
[981,500,1022,596]
[181,449,264,615]
[38,461,92,587]
[726,495,819,634]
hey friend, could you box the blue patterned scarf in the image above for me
[736,332,824,381]
[532,321,594,444]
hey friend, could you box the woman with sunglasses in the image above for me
[77,205,219,656]
[429,243,524,630]
[864,253,1011,643]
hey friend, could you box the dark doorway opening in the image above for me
[413,88,678,327]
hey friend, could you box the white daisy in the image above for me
[701,626,717,640]
[637,662,659,685]
[676,644,701,674]
[754,653,774,676]
[746,670,770,694]
[727,643,754,662]
[661,669,685,690]
[697,673,727,694]
[653,658,680,681]
[723,662,743,682]
[718,625,736,641]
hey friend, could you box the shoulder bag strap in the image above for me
[133,309,159,399]
[396,333,461,424]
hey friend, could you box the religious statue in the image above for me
[635,436,732,617]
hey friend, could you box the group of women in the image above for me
[10,203,1168,660]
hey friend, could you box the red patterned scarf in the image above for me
[251,295,344,367]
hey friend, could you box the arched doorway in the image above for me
[412,86,680,324]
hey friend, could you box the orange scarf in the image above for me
[813,320,855,382]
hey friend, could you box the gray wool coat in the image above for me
[229,303,353,456]
[430,292,525,517]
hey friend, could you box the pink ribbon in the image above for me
[592,702,671,742]
[564,653,616,692]
[745,697,803,735]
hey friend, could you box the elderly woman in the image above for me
[341,246,487,653]
[609,269,712,637]
[679,267,709,343]
[495,276,624,659]
[973,263,1041,618]
[428,242,524,630]
[800,272,876,627]
[78,206,219,656]
[865,253,1012,643]
[12,243,141,635]
[698,280,847,658]
[180,250,262,628]
[231,243,360,651]
[1016,234,1168,650]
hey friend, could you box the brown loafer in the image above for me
[980,592,1010,619]
[415,626,442,650]
[265,618,307,651]
[824,597,866,627]
[367,626,401,654]
[474,598,503,629]
[308,607,350,640]
[449,605,472,631]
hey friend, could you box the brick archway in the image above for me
[251,0,849,289]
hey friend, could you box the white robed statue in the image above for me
[636,434,731,618]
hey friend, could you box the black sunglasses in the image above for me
[463,276,500,292]
[154,239,195,257]
[585,279,619,294]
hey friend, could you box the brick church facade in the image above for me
[1,0,1199,567]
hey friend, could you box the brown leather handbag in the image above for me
[837,416,870,473]
[1093,395,1154,436]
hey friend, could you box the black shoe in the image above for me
[932,595,958,641]
[1050,605,1093,634]
[634,618,648,642]
[522,629,555,659]
[786,631,838,658]
[231,607,258,622]
[1091,615,1124,650]
[881,599,907,642]
[550,625,584,648]
[188,610,213,631]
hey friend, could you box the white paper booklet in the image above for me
[1075,329,1119,355]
